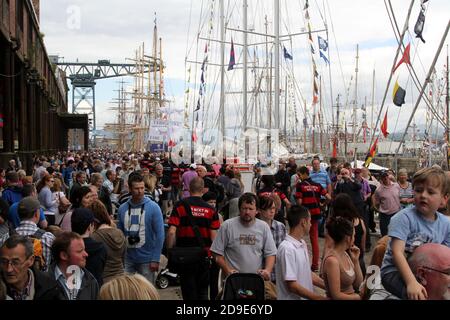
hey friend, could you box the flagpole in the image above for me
[368,0,415,150]
[446,45,450,170]
[371,68,375,139]
[243,0,249,163]
[274,0,280,132]
[323,6,334,133]
[220,0,226,164]
[395,20,450,156]
[353,44,359,144]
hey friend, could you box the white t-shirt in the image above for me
[276,235,314,300]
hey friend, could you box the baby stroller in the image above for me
[222,273,265,300]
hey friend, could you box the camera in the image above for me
[127,235,140,245]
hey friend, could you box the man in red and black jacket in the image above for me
[166,177,220,300]
[295,166,331,272]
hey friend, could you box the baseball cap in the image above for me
[18,197,41,215]
[380,170,389,177]
[190,163,197,169]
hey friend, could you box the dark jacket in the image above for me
[98,185,113,215]
[49,264,99,300]
[34,269,65,300]
[275,169,291,196]
[84,237,107,287]
[335,180,364,208]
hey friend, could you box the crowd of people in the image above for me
[0,150,449,301]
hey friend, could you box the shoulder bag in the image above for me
[167,200,208,272]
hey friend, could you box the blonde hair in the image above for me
[413,166,448,194]
[99,274,160,300]
[143,175,157,193]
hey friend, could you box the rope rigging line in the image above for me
[386,0,447,130]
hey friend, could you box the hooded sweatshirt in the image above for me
[91,227,126,283]
[117,197,164,264]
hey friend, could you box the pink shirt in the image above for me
[374,183,401,215]
[212,164,221,177]
[181,170,198,198]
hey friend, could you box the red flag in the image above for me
[364,137,378,168]
[381,111,389,138]
[393,43,411,73]
[168,139,176,147]
[192,130,198,142]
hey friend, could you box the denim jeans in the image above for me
[124,259,157,284]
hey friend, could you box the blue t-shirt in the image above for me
[310,170,331,190]
[381,206,450,277]
[8,203,47,229]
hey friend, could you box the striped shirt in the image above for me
[310,169,331,189]
[168,197,220,253]
[269,219,286,248]
[295,178,327,217]
[267,219,286,282]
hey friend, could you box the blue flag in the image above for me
[283,46,293,60]
[318,36,328,51]
[320,51,330,64]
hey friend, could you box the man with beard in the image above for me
[211,193,277,280]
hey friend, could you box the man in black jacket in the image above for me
[70,208,106,287]
[0,235,63,300]
[334,168,365,216]
[49,231,99,300]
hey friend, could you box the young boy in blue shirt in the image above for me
[380,167,450,300]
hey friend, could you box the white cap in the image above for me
[190,163,197,169]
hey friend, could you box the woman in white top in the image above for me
[52,178,71,226]
[37,175,58,225]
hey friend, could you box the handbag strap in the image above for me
[180,200,206,249]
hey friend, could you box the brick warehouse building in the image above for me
[0,0,88,173]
